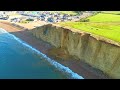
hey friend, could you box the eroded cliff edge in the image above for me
[30,24,120,78]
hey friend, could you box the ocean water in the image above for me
[0,28,84,79]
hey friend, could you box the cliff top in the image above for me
[52,23,120,47]
[57,13,120,47]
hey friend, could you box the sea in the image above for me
[0,28,84,79]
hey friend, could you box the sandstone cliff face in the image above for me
[30,24,120,78]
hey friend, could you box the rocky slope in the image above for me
[30,24,120,78]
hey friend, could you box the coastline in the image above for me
[0,21,109,79]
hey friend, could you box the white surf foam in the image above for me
[0,28,84,79]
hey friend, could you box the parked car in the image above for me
[10,18,18,22]
[47,17,54,22]
[40,17,45,21]
[0,15,8,20]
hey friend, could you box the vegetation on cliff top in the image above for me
[88,13,120,22]
[59,12,120,42]
[102,11,120,15]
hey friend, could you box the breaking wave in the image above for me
[0,28,84,79]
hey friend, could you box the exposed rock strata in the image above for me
[30,24,120,78]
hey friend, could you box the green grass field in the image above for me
[59,12,120,42]
[88,13,120,22]
[102,11,120,15]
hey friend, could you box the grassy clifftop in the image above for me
[59,12,120,43]
[102,11,120,15]
[88,13,120,22]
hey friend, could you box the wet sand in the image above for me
[0,21,110,79]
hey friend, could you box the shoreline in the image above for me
[0,21,110,79]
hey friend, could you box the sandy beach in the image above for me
[0,21,110,79]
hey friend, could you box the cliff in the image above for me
[30,24,120,79]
